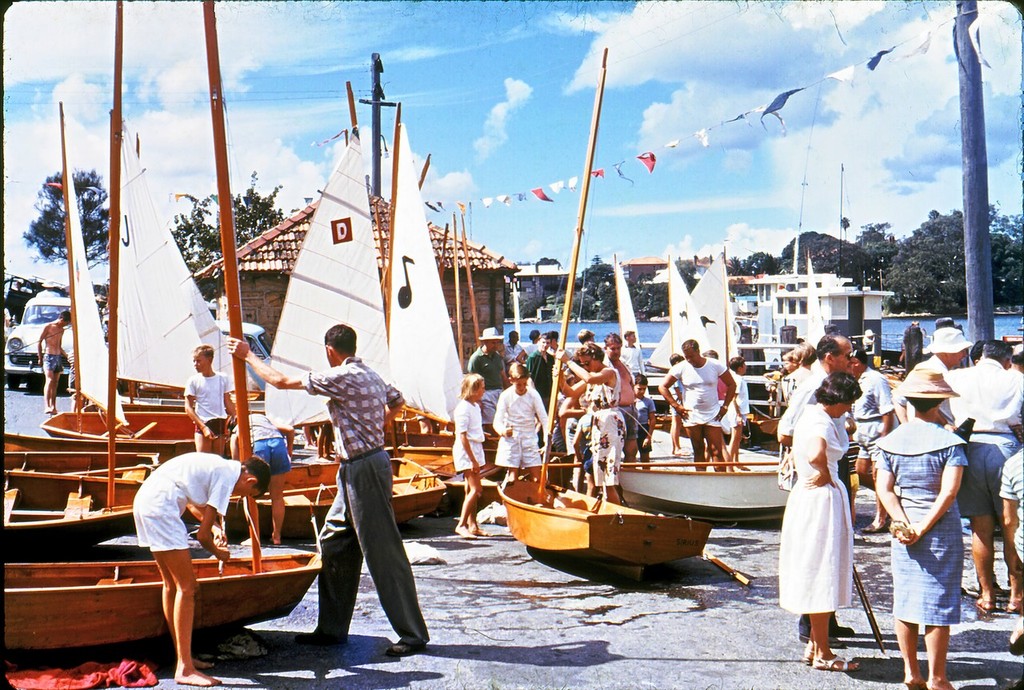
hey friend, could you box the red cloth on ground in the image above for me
[5,659,158,689]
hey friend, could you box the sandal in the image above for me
[812,656,859,672]
[976,597,997,613]
[802,642,814,666]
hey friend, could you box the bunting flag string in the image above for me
[406,8,977,215]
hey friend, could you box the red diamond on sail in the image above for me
[331,218,353,244]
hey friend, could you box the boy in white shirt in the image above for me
[185,344,235,456]
[493,363,548,486]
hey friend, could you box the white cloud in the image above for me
[473,78,533,161]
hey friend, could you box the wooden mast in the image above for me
[202,0,259,573]
[418,154,431,190]
[106,0,124,507]
[540,48,609,476]
[57,103,84,421]
[384,103,403,336]
[459,215,480,340]
[452,216,464,367]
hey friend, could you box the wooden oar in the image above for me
[853,565,886,653]
[702,550,751,586]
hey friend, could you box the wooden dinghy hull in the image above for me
[499,481,712,569]
[4,553,321,650]
[40,410,197,442]
[4,470,144,558]
[4,450,158,475]
[620,463,788,522]
[222,458,446,539]
[5,432,194,463]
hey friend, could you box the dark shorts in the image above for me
[637,423,651,448]
[254,437,291,475]
[618,405,638,441]
[195,417,227,437]
[43,354,63,373]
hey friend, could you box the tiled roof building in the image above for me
[197,197,517,360]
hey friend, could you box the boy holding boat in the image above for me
[133,452,270,687]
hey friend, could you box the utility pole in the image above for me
[956,0,994,341]
[359,53,397,198]
[838,163,844,279]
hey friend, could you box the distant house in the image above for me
[515,261,569,314]
[196,197,518,362]
[620,256,666,281]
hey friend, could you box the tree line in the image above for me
[19,170,1022,318]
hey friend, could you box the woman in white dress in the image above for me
[778,371,862,673]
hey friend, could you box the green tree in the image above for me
[990,208,1023,307]
[737,251,779,277]
[25,170,110,266]
[885,210,967,314]
[629,274,667,320]
[575,256,615,321]
[778,230,870,280]
[172,171,285,298]
[855,223,899,291]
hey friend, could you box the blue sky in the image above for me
[3,1,1021,285]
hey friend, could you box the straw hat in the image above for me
[924,327,972,354]
[479,326,504,341]
[895,367,958,399]
[863,328,875,338]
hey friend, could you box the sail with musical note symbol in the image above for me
[387,123,462,420]
[265,133,392,426]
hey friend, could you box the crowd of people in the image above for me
[774,324,1023,689]
[121,317,1022,687]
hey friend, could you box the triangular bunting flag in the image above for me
[637,152,656,173]
[568,176,579,190]
[531,187,554,202]
[456,201,466,215]
[46,182,63,190]
[665,139,680,148]
[826,65,855,82]
[548,180,565,194]
[425,201,442,212]
[613,161,633,185]
[899,31,932,60]
[515,192,527,202]
[591,169,605,178]
[693,129,709,147]
[867,46,895,70]
[482,197,494,208]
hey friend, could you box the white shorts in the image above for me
[133,484,190,552]
[453,439,485,474]
[495,431,542,469]
[683,408,722,428]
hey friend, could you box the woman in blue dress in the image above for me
[875,368,967,690]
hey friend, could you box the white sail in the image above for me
[117,125,227,388]
[265,135,391,427]
[804,255,826,344]
[614,256,639,338]
[512,280,522,337]
[387,124,462,420]
[649,258,710,369]
[690,254,735,359]
[62,124,126,422]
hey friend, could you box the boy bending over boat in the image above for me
[133,451,270,687]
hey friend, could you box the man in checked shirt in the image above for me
[228,323,429,658]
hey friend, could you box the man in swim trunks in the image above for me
[38,310,70,415]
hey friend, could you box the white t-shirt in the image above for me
[452,399,485,472]
[493,386,547,434]
[186,371,233,422]
[136,452,240,518]
[668,357,728,422]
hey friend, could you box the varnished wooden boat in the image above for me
[4,553,321,650]
[620,458,787,522]
[4,450,158,475]
[222,457,446,539]
[5,432,194,463]
[41,410,196,442]
[4,470,145,558]
[499,481,712,577]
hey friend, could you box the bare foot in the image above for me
[455,526,477,539]
[193,658,215,670]
[175,670,221,686]
[471,528,487,537]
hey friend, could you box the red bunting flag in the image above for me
[531,187,554,202]
[591,169,605,178]
[637,152,656,173]
[45,182,63,190]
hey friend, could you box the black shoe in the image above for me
[385,641,426,657]
[295,630,346,646]
[830,623,856,638]
[797,633,845,649]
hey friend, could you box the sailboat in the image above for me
[804,255,827,343]
[647,257,710,370]
[4,1,320,652]
[499,49,713,579]
[613,254,638,339]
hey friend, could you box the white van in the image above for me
[215,320,271,392]
[4,292,74,390]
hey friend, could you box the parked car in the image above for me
[4,292,74,390]
[215,320,271,392]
